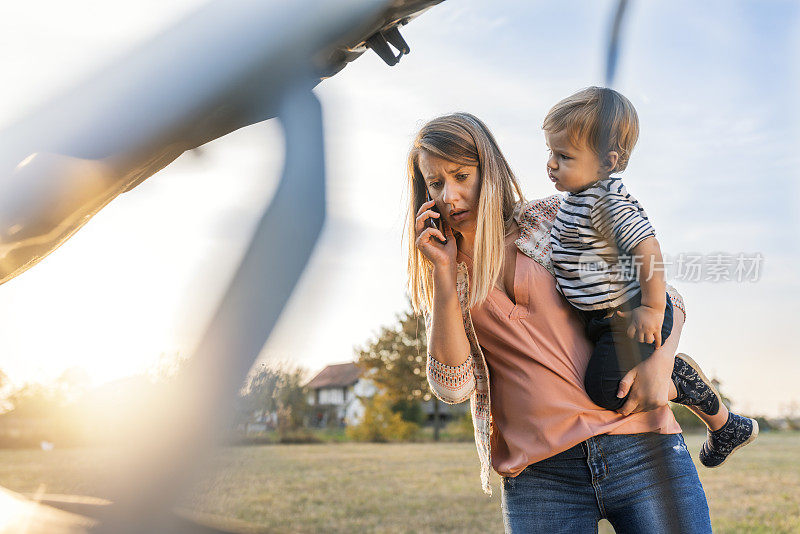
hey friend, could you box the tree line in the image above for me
[2,300,776,448]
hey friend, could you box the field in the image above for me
[0,432,798,533]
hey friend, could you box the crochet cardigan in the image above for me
[423,195,686,496]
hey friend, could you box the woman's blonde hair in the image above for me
[405,112,526,315]
[542,86,639,172]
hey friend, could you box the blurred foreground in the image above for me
[0,432,797,533]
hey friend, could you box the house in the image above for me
[305,362,469,428]
[305,362,375,427]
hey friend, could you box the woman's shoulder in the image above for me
[511,195,561,276]
[513,195,562,226]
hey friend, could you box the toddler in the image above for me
[544,86,757,467]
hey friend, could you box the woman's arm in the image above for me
[427,266,471,366]
[614,287,686,416]
[412,201,474,404]
[424,265,475,404]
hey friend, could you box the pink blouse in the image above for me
[457,242,681,478]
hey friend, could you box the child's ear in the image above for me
[603,151,619,173]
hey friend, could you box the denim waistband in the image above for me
[542,433,681,464]
[545,441,588,461]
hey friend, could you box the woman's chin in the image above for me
[451,219,475,232]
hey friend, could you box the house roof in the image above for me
[305,362,362,389]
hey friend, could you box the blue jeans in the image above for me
[500,433,712,533]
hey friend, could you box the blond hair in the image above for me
[542,86,639,172]
[405,113,526,315]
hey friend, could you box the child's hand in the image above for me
[617,305,665,347]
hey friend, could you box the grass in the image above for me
[0,432,797,533]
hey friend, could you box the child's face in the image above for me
[544,129,605,193]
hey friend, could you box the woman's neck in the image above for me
[456,220,519,259]
[456,231,475,259]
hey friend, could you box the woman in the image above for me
[406,113,720,532]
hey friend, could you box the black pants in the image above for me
[580,291,674,411]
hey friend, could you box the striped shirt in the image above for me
[550,177,655,311]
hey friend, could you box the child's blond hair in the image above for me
[543,86,639,172]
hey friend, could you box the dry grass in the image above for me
[0,432,797,533]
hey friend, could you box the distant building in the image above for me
[305,362,376,427]
[305,362,469,428]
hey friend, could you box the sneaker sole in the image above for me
[705,418,759,469]
[675,353,723,416]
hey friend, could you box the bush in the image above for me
[346,393,420,442]
[752,416,772,432]
[441,411,474,442]
[670,404,706,431]
[390,399,425,425]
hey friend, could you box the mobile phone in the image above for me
[425,190,447,245]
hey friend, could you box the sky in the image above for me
[0,0,798,417]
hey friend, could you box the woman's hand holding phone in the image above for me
[415,198,456,270]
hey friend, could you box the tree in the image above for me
[147,351,190,383]
[239,362,310,438]
[0,369,10,413]
[0,368,91,447]
[354,300,443,440]
[3,367,88,419]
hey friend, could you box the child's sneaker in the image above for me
[671,353,721,415]
[699,412,759,468]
